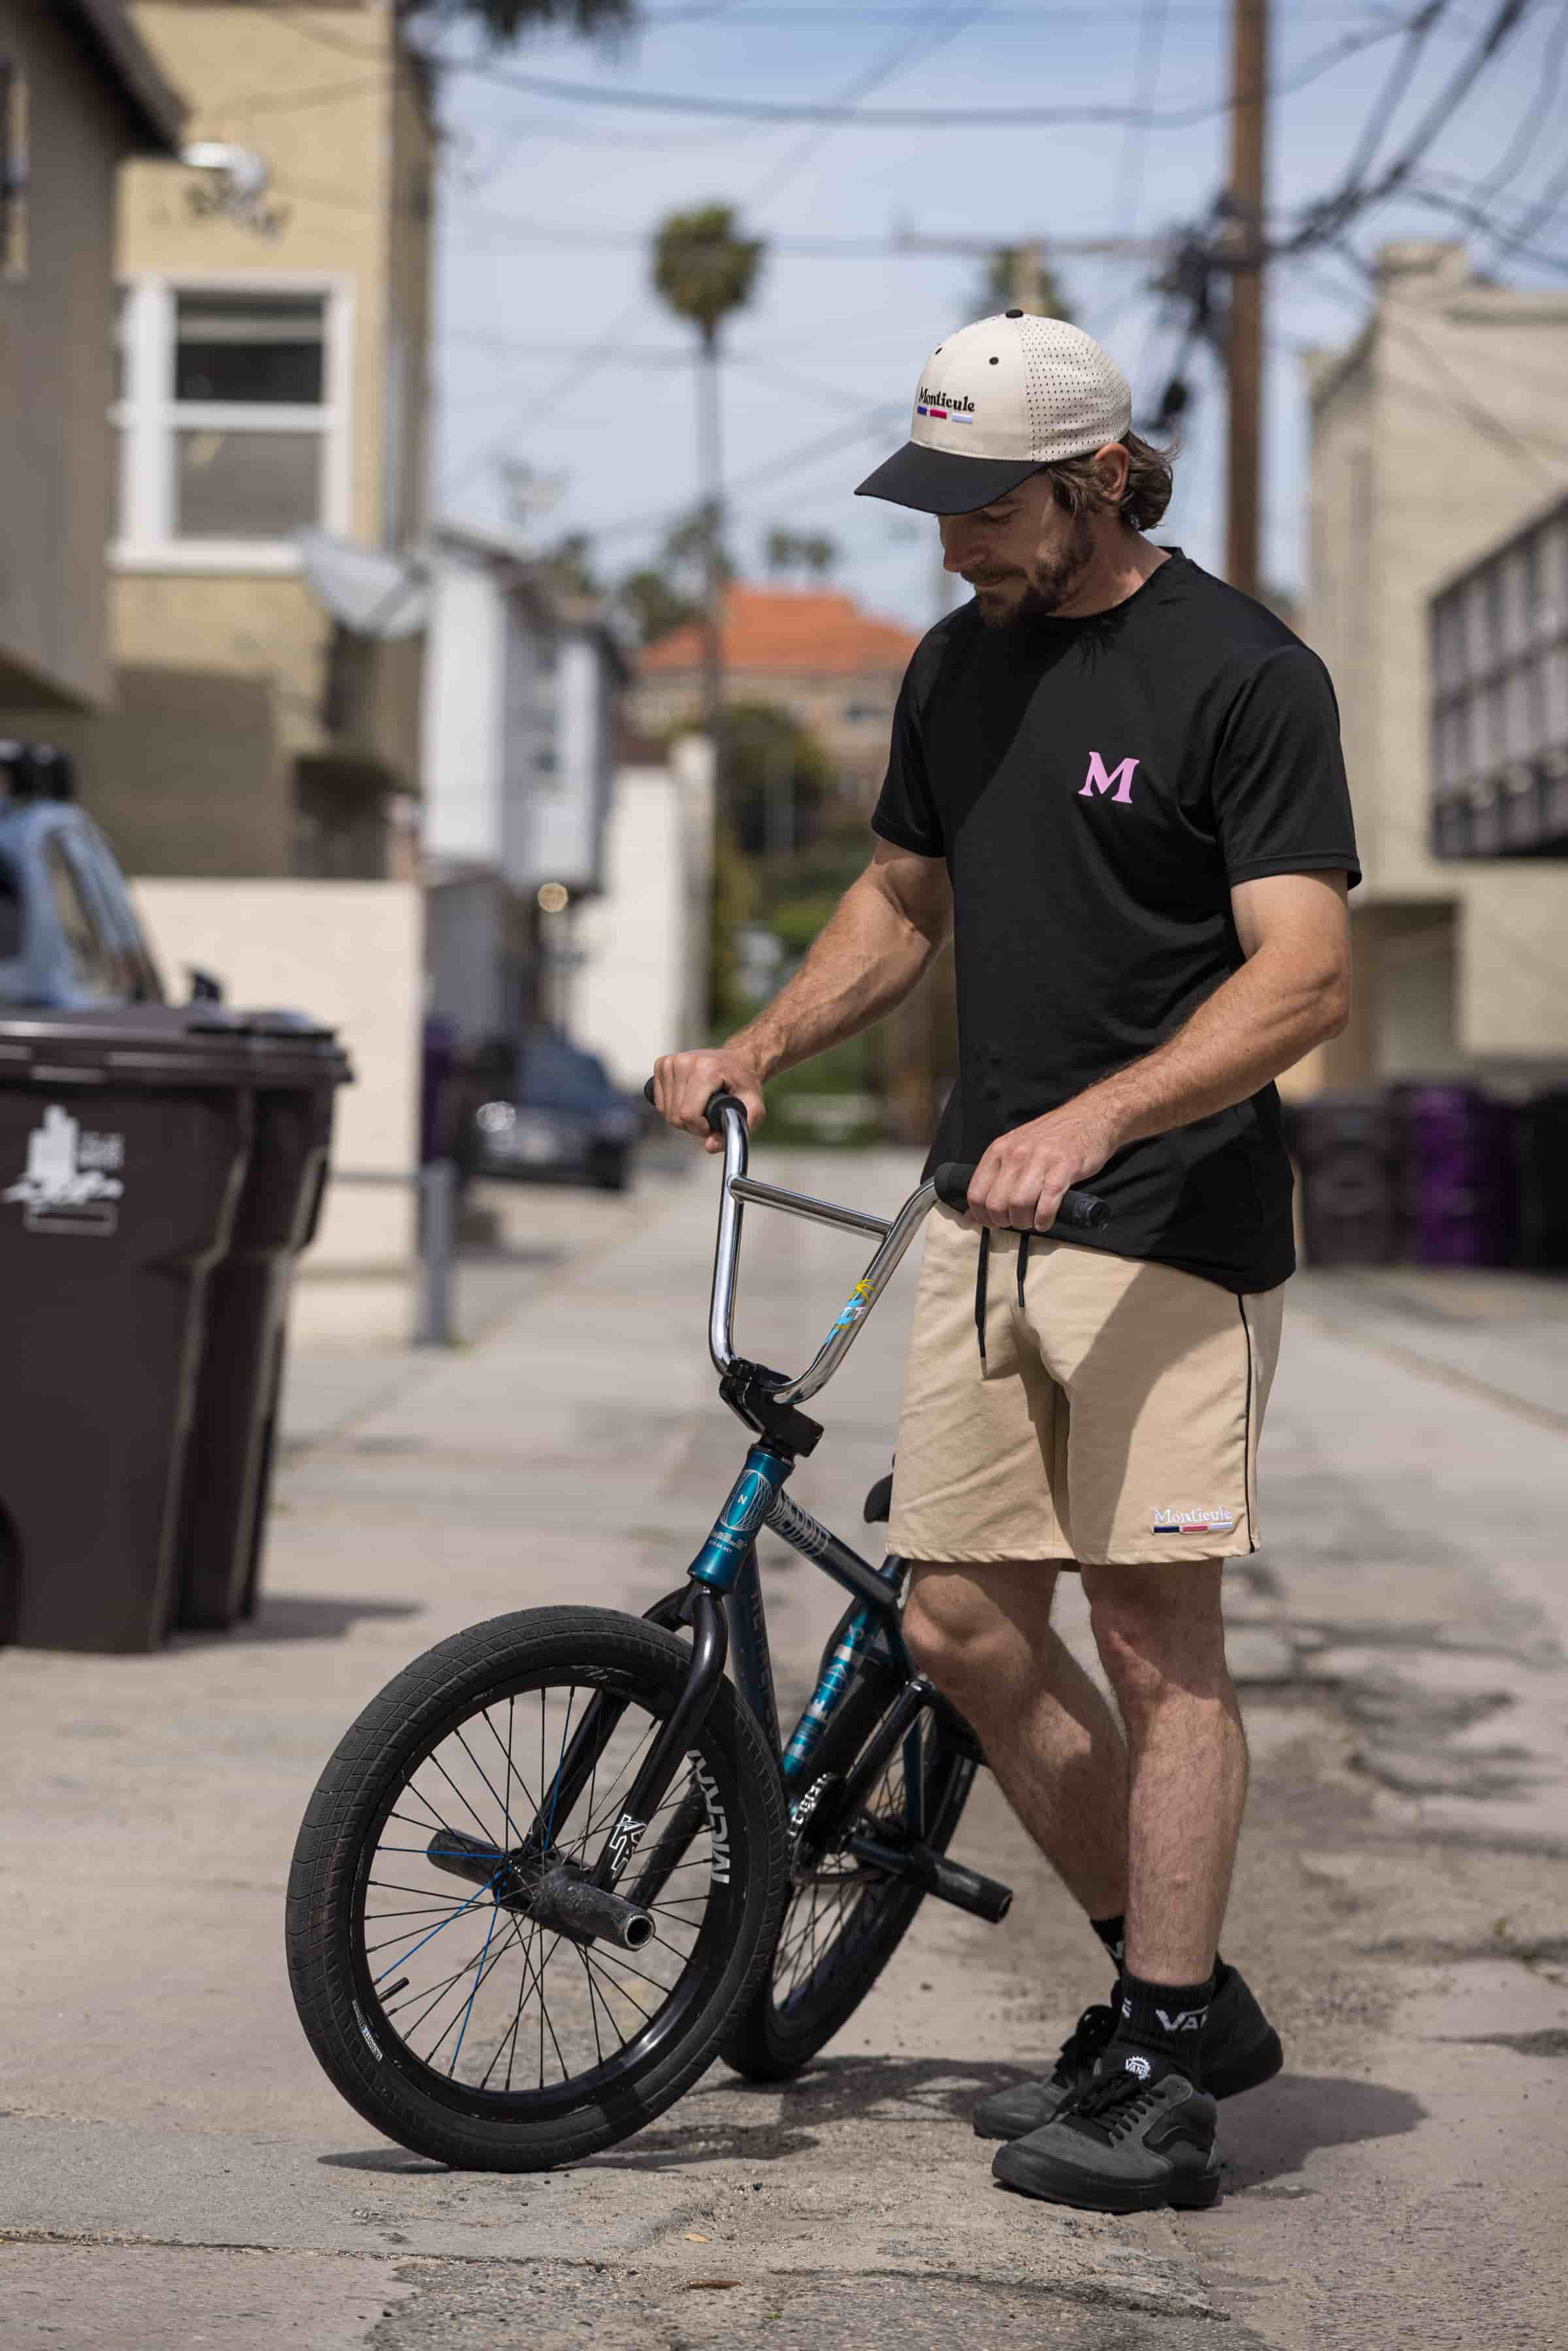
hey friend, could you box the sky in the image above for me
[407,0,1567,633]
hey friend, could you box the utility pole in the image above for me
[696,322,725,815]
[1226,0,1268,598]
[1009,242,1042,313]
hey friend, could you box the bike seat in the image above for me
[862,1470,893,1525]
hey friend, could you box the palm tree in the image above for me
[397,1,635,42]
[651,205,765,817]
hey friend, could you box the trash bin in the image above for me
[1288,1093,1407,1267]
[1407,1085,1515,1266]
[0,1008,255,1651]
[1514,1089,1568,1270]
[175,1014,351,1632]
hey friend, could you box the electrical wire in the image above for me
[1466,0,1568,208]
[1282,0,1537,252]
[1115,0,1171,242]
[437,10,1426,127]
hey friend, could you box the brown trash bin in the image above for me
[175,1014,351,1632]
[0,1008,256,1651]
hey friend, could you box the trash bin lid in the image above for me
[0,1005,352,1089]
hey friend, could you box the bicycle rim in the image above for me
[348,1664,738,2118]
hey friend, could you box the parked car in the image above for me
[0,743,166,1008]
[465,1029,640,1192]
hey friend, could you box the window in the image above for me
[114,278,350,563]
[44,842,117,999]
[0,60,27,282]
[0,853,21,961]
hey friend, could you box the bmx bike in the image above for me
[286,1090,1107,2170]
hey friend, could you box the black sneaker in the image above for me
[992,2056,1222,2214]
[972,1962,1281,2142]
[971,2002,1117,2141]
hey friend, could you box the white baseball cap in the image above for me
[856,311,1133,516]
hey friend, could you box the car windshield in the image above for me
[517,1040,615,1111]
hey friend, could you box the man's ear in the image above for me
[1094,442,1132,502]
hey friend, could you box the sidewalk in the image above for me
[1,1157,1565,2348]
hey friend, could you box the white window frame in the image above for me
[112,271,354,573]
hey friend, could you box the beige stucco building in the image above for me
[79,0,436,883]
[0,1,184,714]
[1301,241,1568,1093]
[48,1,439,1266]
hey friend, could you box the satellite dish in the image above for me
[296,532,427,639]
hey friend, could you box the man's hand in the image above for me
[651,1045,768,1153]
[964,1099,1119,1230]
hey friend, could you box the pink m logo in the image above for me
[1079,751,1139,805]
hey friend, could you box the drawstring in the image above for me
[973,1230,990,1364]
[973,1230,1033,1363]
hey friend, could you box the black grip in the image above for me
[643,1077,750,1138]
[932,1162,1110,1232]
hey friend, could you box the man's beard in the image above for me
[970,510,1097,630]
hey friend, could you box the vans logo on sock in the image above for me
[1156,2006,1208,2033]
[1152,1504,1235,1536]
[1123,2054,1152,2080]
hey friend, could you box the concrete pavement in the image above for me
[1,1153,1565,2348]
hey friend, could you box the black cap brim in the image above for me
[854,441,1041,516]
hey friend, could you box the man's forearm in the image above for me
[734,871,941,1080]
[1079,943,1347,1153]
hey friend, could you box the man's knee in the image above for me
[1084,1562,1228,1719]
[902,1561,1057,1702]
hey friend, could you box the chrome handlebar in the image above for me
[643,1081,1108,1411]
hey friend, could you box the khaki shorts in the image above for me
[887,1209,1284,1568]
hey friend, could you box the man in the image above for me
[653,311,1357,2215]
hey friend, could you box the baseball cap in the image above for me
[855,312,1133,516]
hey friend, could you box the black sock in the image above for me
[1111,1968,1217,2086]
[1090,1913,1126,1969]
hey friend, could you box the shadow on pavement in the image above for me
[175,1593,423,1647]
[1220,2073,1425,2190]
[587,2052,1036,2171]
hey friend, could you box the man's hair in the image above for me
[1039,431,1176,534]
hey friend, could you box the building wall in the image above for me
[0,3,135,710]
[1304,242,1568,1077]
[572,737,715,1089]
[131,874,421,1266]
[425,871,505,1051]
[93,1,435,872]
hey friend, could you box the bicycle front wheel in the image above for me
[287,1605,788,2170]
[721,1654,975,2082]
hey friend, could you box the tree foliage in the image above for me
[971,250,1073,323]
[651,205,765,348]
[397,0,635,45]
[764,528,839,581]
[722,701,832,860]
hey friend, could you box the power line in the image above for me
[438,10,1422,126]
[1115,0,1172,241]
[1315,0,1452,212]
[1283,0,1537,252]
[1467,0,1568,209]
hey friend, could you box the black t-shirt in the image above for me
[873,550,1360,1293]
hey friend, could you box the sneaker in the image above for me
[992,2057,1222,2214]
[972,1962,1282,2142]
[971,2001,1117,2141]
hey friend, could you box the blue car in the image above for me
[0,744,165,1010]
[466,1028,640,1193]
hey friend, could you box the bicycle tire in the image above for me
[721,1651,975,2082]
[287,1605,789,2170]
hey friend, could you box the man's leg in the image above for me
[1080,1556,1245,1987]
[902,1560,1128,1923]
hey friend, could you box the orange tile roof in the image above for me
[639,583,919,678]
